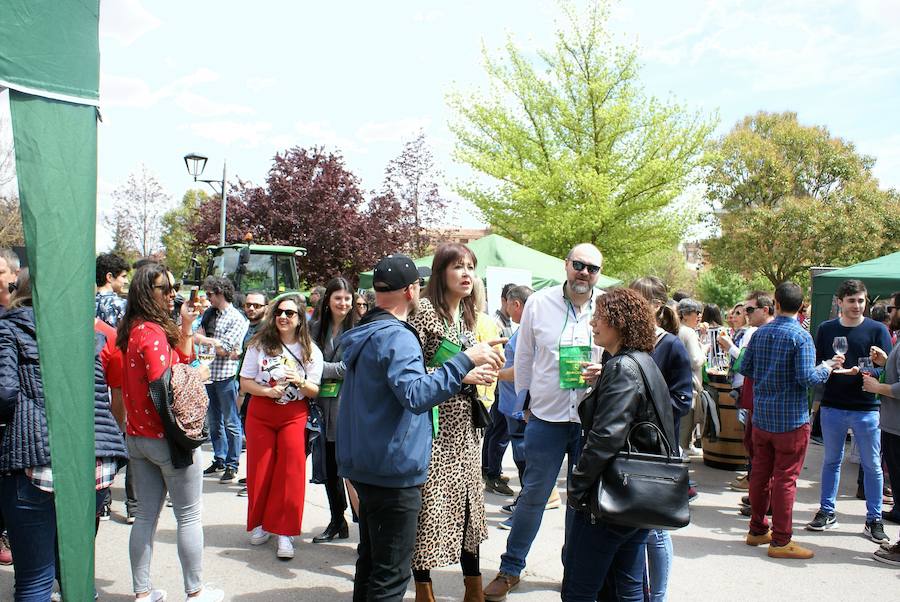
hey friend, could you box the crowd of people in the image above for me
[0,241,897,601]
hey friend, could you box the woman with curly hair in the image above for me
[239,294,323,560]
[564,288,677,602]
[408,243,498,601]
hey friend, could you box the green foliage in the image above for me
[448,0,716,274]
[618,247,698,297]
[161,189,208,279]
[706,111,900,286]
[695,266,755,309]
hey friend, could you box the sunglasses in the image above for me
[888,306,896,312]
[244,302,264,309]
[570,259,601,275]
[744,306,757,314]
[419,277,426,287]
[152,283,174,294]
[356,302,368,308]
[274,309,298,318]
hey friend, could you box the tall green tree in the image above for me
[448,0,715,274]
[706,111,900,286]
[161,189,208,278]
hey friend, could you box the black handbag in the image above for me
[591,354,691,530]
[464,384,492,429]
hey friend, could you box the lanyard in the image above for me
[558,297,592,348]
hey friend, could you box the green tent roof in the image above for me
[358,234,621,290]
[810,251,900,335]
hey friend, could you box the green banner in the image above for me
[10,91,97,602]
[0,0,100,102]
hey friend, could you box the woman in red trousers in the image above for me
[239,293,323,560]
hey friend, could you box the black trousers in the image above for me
[481,400,510,479]
[352,481,423,602]
[324,440,348,523]
[881,431,900,499]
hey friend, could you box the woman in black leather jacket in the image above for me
[563,288,675,602]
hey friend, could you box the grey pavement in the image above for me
[1,441,897,600]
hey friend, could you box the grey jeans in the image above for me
[127,436,204,595]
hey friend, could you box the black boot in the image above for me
[312,519,349,543]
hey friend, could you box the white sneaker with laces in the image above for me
[277,535,295,559]
[249,525,270,545]
[185,586,224,602]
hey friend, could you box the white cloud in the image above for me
[100,0,162,46]
[186,121,273,147]
[356,117,431,144]
[294,121,362,152]
[247,77,278,93]
[862,134,900,191]
[174,92,253,116]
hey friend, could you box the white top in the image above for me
[514,284,602,423]
[729,325,757,389]
[240,341,324,403]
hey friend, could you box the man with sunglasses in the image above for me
[484,243,604,601]
[195,276,249,483]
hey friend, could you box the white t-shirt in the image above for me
[240,341,324,403]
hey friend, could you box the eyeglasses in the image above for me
[274,309,298,318]
[355,302,368,308]
[570,259,601,275]
[888,306,896,313]
[244,302,264,309]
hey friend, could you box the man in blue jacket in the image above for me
[338,254,504,602]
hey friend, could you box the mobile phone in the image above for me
[188,287,199,304]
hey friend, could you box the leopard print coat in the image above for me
[410,299,488,570]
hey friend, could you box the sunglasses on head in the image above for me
[274,309,298,318]
[570,259,600,275]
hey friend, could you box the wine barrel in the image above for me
[701,369,749,470]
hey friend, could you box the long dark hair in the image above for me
[629,276,680,336]
[9,267,32,308]
[117,263,180,353]
[701,303,723,327]
[426,243,477,331]
[315,277,357,348]
[249,293,314,362]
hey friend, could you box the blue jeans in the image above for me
[819,407,882,521]
[561,509,649,602]
[206,378,243,469]
[499,417,582,576]
[0,473,57,601]
[646,529,672,601]
[482,401,510,479]
[505,415,527,480]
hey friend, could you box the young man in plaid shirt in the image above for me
[195,276,248,483]
[739,282,843,559]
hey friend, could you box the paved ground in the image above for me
[2,441,897,601]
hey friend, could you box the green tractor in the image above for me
[185,243,306,301]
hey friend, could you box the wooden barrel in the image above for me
[701,369,749,470]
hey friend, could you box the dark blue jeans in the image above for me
[562,509,649,602]
[0,473,57,601]
[482,401,510,479]
[206,378,243,469]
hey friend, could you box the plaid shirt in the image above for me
[739,316,830,433]
[208,304,248,382]
[27,458,120,493]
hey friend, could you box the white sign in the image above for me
[485,266,532,317]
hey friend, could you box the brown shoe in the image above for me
[768,541,814,559]
[464,575,485,602]
[414,581,435,602]
[484,572,520,601]
[746,530,772,546]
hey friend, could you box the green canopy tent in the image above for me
[1,1,100,599]
[358,234,621,290]
[811,251,900,336]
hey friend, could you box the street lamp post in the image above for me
[183,152,227,246]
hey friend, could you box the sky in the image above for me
[89,0,900,250]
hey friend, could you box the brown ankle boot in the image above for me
[463,576,485,602]
[415,581,435,602]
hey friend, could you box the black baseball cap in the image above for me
[372,254,431,292]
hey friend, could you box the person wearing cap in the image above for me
[337,253,504,602]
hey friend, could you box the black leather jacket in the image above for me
[568,349,675,510]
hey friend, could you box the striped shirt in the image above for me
[739,316,830,433]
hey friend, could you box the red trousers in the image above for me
[245,395,307,536]
[749,423,810,546]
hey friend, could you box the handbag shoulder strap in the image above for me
[623,352,677,454]
[281,343,308,378]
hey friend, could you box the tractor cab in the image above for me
[185,244,306,301]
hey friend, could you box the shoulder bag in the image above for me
[148,363,210,468]
[592,353,691,530]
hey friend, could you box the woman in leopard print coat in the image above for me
[409,243,496,601]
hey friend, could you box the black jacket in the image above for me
[568,350,675,509]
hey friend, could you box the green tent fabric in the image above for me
[1,2,100,600]
[358,234,622,290]
[810,251,900,336]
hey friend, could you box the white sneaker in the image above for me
[276,535,294,559]
[185,586,224,602]
[249,525,270,545]
[135,590,167,602]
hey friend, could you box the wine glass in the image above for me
[832,336,848,356]
[858,357,875,376]
[197,344,215,384]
